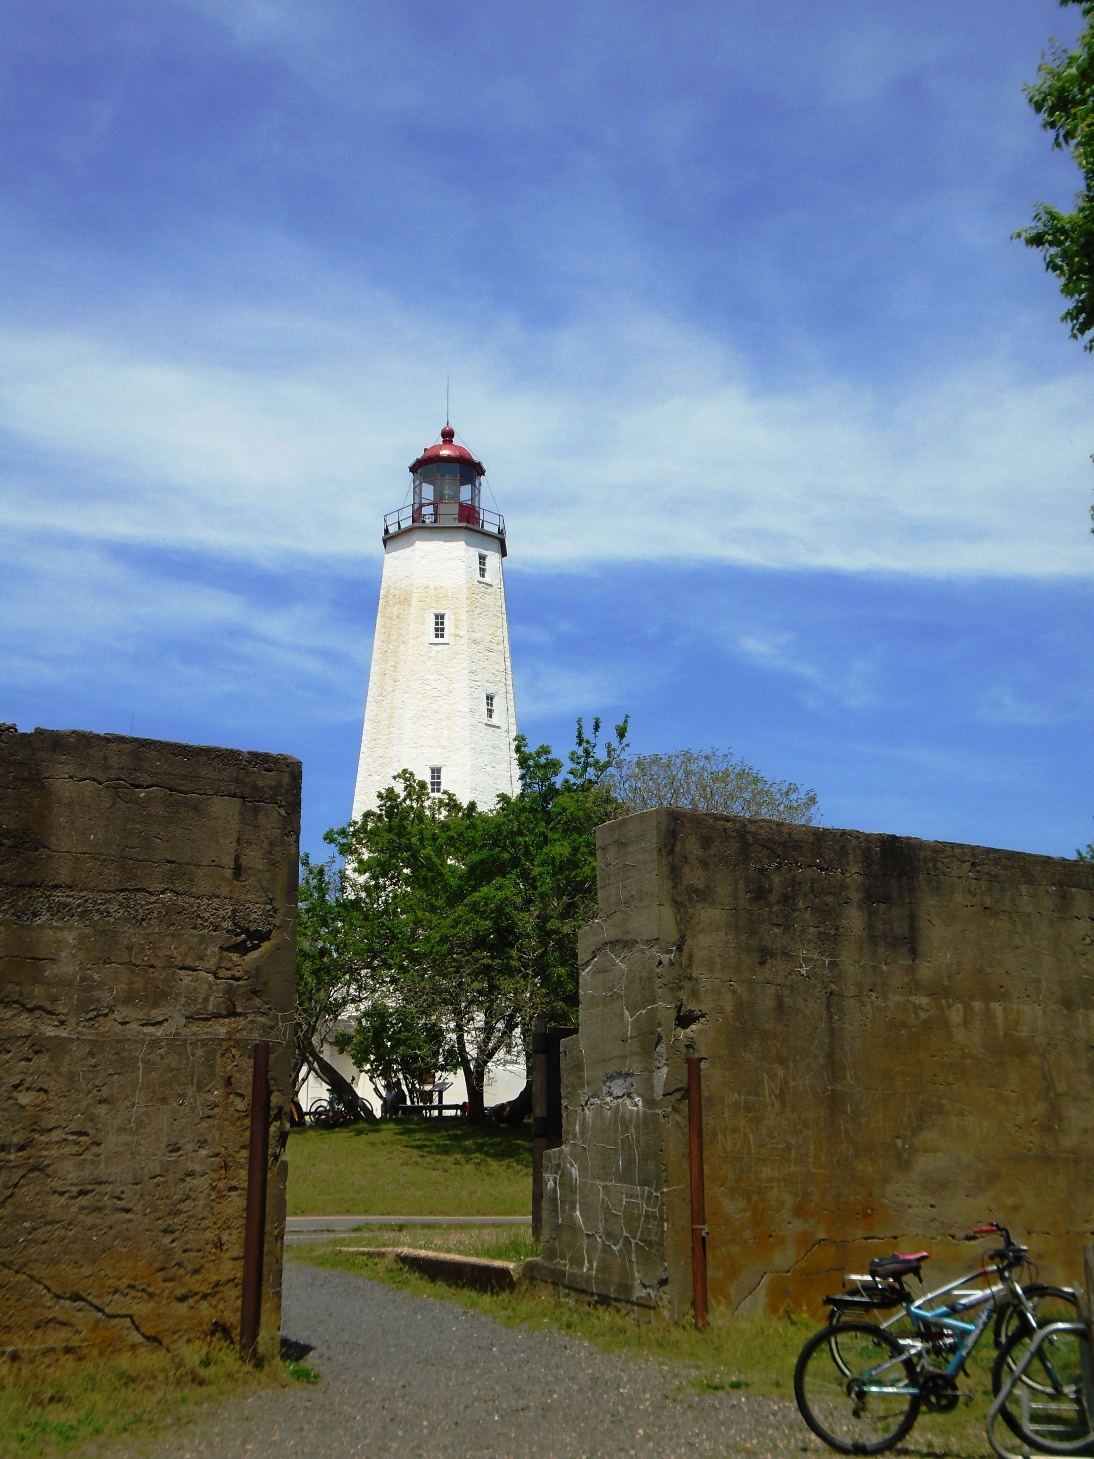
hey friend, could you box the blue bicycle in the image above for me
[794,1224,1079,1454]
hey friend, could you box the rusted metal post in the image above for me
[687,1055,708,1332]
[239,1040,270,1363]
[531,1015,548,1242]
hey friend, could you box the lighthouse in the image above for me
[351,425,519,818]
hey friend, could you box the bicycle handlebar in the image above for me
[966,1222,1013,1245]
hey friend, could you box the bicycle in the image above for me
[825,1237,1076,1375]
[307,1093,371,1128]
[794,1223,1079,1454]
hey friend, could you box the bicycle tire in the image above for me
[991,1322,1094,1455]
[995,1284,1081,1358]
[795,1321,921,1454]
[825,1307,918,1379]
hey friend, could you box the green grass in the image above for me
[0,1337,311,1459]
[310,1222,539,1262]
[293,1241,999,1456]
[286,1120,532,1216]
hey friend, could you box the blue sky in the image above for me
[2,0,1093,858]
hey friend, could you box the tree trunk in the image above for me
[455,1025,487,1124]
[305,1044,376,1121]
[485,1079,532,1124]
[464,1082,486,1123]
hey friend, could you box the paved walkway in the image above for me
[96,1262,829,1458]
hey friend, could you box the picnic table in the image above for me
[393,1102,466,1119]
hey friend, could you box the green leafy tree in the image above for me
[293,853,375,1118]
[606,746,818,823]
[1018,6,1094,850]
[1017,1,1094,358]
[336,1000,452,1105]
[326,717,628,1122]
[327,770,526,1123]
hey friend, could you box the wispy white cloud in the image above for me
[0,529,371,723]
[1,293,1092,578]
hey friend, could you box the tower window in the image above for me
[485,692,495,721]
[433,612,446,640]
[429,766,442,794]
[478,552,487,580]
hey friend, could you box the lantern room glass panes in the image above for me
[412,462,481,525]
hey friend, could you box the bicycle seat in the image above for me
[869,1250,930,1280]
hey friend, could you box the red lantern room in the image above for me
[410,424,485,526]
[384,424,506,551]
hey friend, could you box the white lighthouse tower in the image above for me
[351,425,519,817]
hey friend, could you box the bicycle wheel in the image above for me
[795,1322,921,1454]
[995,1285,1080,1364]
[991,1322,1093,1454]
[825,1308,917,1379]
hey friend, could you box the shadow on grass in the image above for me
[299,1119,532,1167]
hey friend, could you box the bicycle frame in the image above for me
[849,1261,1032,1394]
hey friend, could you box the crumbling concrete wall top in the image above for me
[0,727,299,1358]
[542,808,1094,1319]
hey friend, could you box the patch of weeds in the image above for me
[304,1224,539,1264]
[279,1337,320,1386]
[0,1336,288,1458]
[284,1360,320,1385]
[695,1372,749,1392]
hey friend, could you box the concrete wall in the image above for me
[0,727,299,1358]
[352,522,519,816]
[541,809,1094,1319]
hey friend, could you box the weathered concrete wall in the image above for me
[0,727,299,1358]
[542,809,1094,1319]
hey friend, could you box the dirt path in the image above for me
[87,1263,979,1458]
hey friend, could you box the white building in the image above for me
[352,424,519,817]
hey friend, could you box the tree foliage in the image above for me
[606,746,818,824]
[323,716,629,1121]
[1017,1,1094,350]
[336,999,451,1104]
[293,853,375,1117]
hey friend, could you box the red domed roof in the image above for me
[409,424,485,476]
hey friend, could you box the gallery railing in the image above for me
[383,503,506,538]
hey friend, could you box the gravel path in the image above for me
[91,1263,852,1458]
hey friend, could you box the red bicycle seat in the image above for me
[869,1251,930,1281]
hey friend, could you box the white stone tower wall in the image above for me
[352,524,519,817]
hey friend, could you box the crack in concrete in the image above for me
[0,1262,163,1346]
